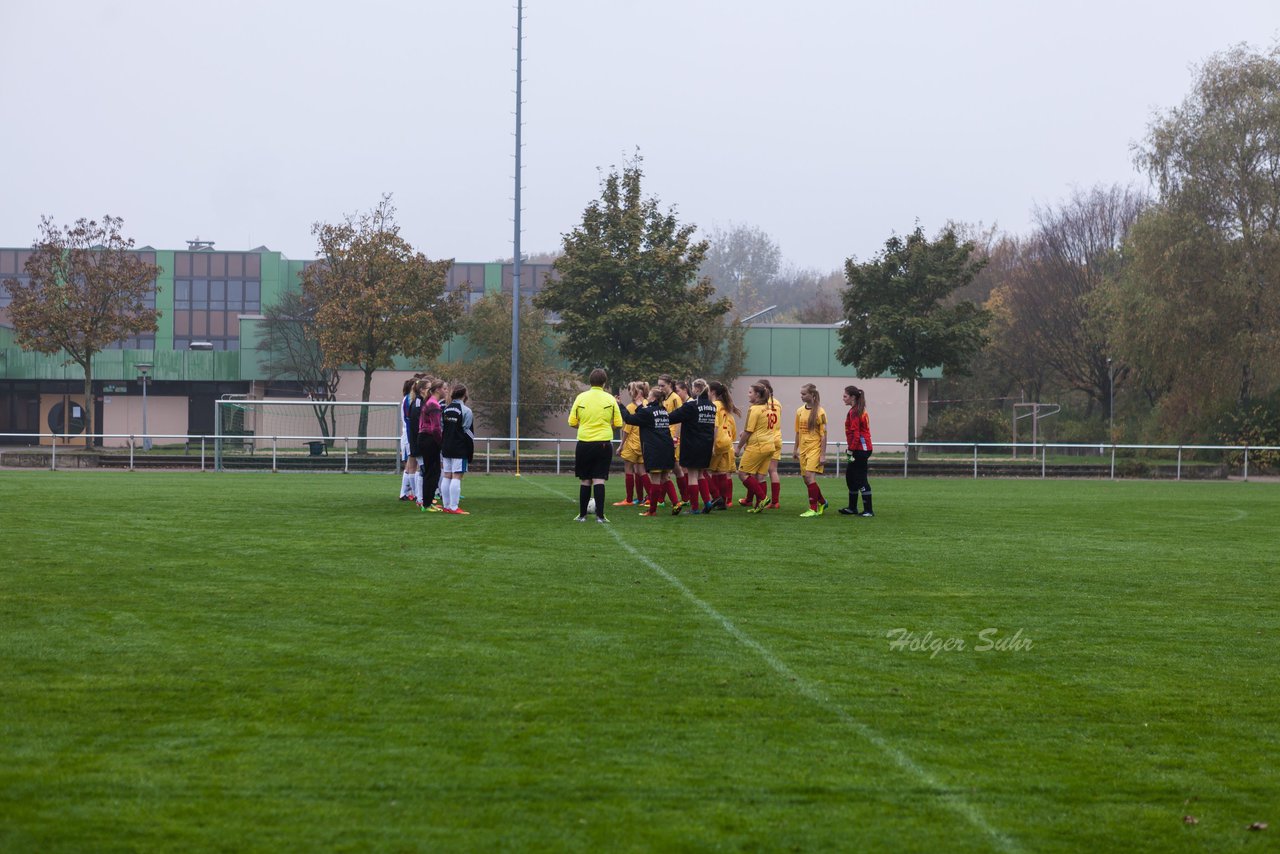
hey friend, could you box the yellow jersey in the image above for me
[759,397,783,452]
[568,386,623,441]
[714,399,737,452]
[795,405,827,453]
[620,401,643,461]
[744,403,776,450]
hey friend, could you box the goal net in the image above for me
[214,397,404,471]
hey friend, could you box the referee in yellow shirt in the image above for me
[569,367,624,522]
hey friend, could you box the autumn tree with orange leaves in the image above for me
[300,196,463,451]
[5,215,161,446]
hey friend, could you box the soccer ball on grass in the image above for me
[586,497,597,514]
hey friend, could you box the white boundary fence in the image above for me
[1,432,1278,481]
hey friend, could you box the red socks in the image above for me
[625,473,635,503]
[806,481,824,510]
[770,479,781,505]
[677,474,690,502]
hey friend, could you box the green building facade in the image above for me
[1,243,908,445]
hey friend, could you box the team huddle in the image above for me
[396,368,875,522]
[568,369,875,523]
[397,375,476,514]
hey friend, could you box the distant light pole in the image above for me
[137,362,153,451]
[509,0,525,456]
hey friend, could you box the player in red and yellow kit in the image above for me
[757,378,785,508]
[735,382,777,512]
[707,380,739,510]
[793,383,829,516]
[615,381,651,506]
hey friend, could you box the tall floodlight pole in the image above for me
[509,0,524,453]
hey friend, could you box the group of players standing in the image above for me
[568,368,874,523]
[397,375,476,515]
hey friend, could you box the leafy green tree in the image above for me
[301,195,462,451]
[689,312,748,389]
[1129,42,1280,412]
[1107,207,1241,437]
[982,261,1049,403]
[837,226,990,456]
[927,225,1038,422]
[992,186,1145,415]
[535,157,731,387]
[4,215,160,446]
[259,289,341,442]
[436,292,576,438]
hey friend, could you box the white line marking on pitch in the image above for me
[532,479,1019,852]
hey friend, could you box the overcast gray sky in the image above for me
[3,1,1278,272]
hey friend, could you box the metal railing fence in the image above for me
[1,432,1277,481]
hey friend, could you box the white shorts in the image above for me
[399,436,410,461]
[441,456,466,474]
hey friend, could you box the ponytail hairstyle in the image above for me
[757,378,775,405]
[426,378,446,400]
[675,380,690,401]
[846,385,866,419]
[802,383,820,432]
[692,378,708,398]
[750,382,769,406]
[708,380,739,416]
[402,377,416,396]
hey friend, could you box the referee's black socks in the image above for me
[579,484,591,517]
[593,483,607,519]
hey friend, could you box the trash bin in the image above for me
[306,441,326,456]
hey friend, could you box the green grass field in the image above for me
[1,471,1276,852]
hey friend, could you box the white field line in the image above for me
[533,479,1019,852]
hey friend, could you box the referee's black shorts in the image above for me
[574,440,614,481]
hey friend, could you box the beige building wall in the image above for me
[302,369,931,449]
[726,376,924,452]
[334,370,414,405]
[101,394,190,448]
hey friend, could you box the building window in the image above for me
[168,253,260,351]
[105,335,156,350]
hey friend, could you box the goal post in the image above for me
[214,398,404,471]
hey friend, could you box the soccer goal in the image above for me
[214,397,404,471]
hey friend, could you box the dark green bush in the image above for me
[1214,392,1280,472]
[921,407,1012,443]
